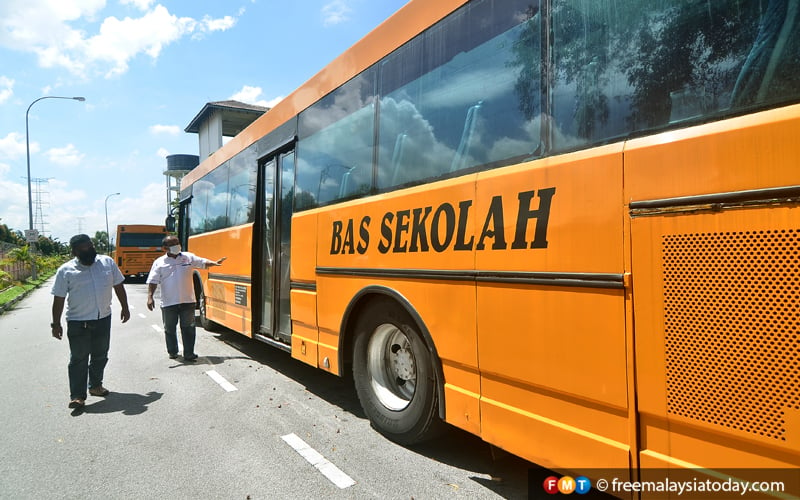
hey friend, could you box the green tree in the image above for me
[6,245,35,275]
[0,224,24,246]
[92,231,110,254]
[35,235,65,256]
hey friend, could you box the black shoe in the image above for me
[169,353,179,359]
[183,354,198,362]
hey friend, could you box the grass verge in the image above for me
[0,271,55,307]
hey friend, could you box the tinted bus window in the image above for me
[190,164,229,234]
[118,233,165,247]
[296,70,377,210]
[228,148,257,226]
[550,0,800,152]
[378,0,542,189]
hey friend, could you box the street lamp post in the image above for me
[105,192,120,254]
[26,95,86,280]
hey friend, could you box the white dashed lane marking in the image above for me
[281,433,355,489]
[150,324,182,351]
[138,313,146,319]
[205,370,237,392]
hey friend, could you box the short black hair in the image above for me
[162,235,178,246]
[69,234,92,247]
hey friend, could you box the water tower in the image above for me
[164,154,198,230]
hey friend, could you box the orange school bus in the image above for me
[178,0,800,491]
[114,224,168,278]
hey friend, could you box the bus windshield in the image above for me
[118,233,165,248]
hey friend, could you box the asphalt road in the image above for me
[0,278,534,499]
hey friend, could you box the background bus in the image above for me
[114,224,167,279]
[178,0,799,492]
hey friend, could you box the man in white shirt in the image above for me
[51,234,130,409]
[146,235,225,362]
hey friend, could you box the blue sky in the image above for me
[0,0,408,245]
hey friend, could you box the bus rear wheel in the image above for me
[352,299,443,445]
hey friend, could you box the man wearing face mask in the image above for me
[51,234,131,409]
[146,235,226,362]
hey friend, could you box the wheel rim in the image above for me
[366,323,417,411]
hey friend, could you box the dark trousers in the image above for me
[162,303,196,357]
[67,316,111,400]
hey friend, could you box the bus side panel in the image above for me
[626,104,800,202]
[474,146,631,469]
[315,178,482,434]
[290,212,320,368]
[627,107,800,471]
[316,275,481,435]
[290,289,319,368]
[188,224,254,336]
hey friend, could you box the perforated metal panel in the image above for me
[662,229,800,441]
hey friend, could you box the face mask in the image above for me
[168,245,181,255]
[77,249,97,265]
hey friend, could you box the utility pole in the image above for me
[32,177,53,237]
[25,95,86,280]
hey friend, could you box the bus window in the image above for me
[377,0,542,189]
[731,0,800,108]
[296,70,377,209]
[228,151,257,226]
[550,0,800,153]
[190,164,230,234]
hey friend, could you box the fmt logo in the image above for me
[543,475,592,495]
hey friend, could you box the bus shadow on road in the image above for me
[165,355,254,369]
[207,328,366,418]
[73,391,163,417]
[208,328,534,498]
[409,429,535,498]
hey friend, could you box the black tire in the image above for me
[352,298,444,445]
[197,287,219,332]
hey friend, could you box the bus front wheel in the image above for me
[352,299,443,445]
[198,290,218,332]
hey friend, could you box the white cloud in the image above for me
[0,76,14,104]
[0,132,30,160]
[0,175,167,242]
[104,182,167,239]
[45,143,84,166]
[86,6,198,77]
[322,0,352,26]
[149,124,180,135]
[120,0,154,11]
[0,0,238,78]
[264,95,284,108]
[201,15,236,32]
[229,85,281,108]
[17,180,167,243]
[157,147,169,158]
[0,177,30,231]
